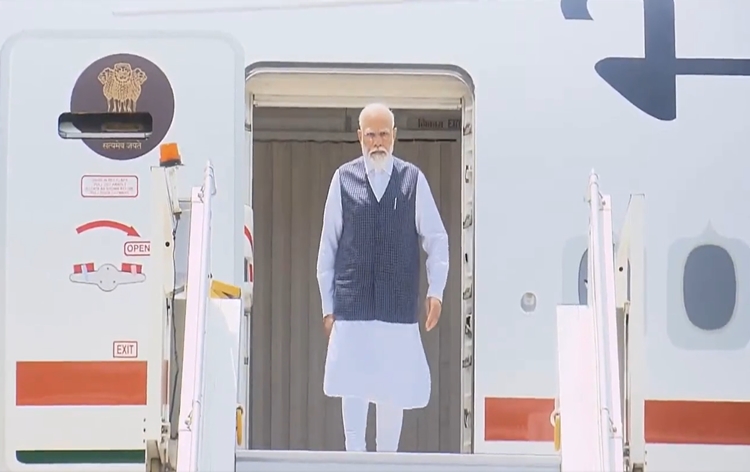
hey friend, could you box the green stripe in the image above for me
[16,449,145,464]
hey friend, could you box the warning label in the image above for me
[81,175,139,198]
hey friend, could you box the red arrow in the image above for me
[76,220,140,237]
[244,226,254,250]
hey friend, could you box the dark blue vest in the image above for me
[333,156,421,324]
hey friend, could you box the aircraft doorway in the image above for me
[244,64,476,453]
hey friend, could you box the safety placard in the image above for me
[124,241,151,257]
[113,341,138,358]
[81,175,139,198]
[70,219,147,292]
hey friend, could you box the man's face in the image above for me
[358,111,397,163]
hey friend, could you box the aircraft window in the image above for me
[58,112,153,139]
[683,244,736,331]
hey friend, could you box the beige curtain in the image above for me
[250,140,463,453]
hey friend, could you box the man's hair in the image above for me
[358,103,395,129]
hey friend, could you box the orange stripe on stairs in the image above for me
[484,397,555,442]
[484,397,750,445]
[16,361,147,406]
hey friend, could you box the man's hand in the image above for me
[424,297,442,332]
[323,314,335,338]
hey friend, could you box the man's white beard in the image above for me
[363,146,391,171]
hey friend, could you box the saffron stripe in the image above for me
[484,397,555,442]
[16,361,147,406]
[484,397,750,445]
[645,399,750,445]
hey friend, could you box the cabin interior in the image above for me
[249,106,465,452]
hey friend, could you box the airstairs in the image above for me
[553,173,646,472]
[9,154,642,471]
[164,163,645,472]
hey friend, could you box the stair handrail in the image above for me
[587,171,625,472]
[175,161,216,472]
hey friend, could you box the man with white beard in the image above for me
[316,103,449,452]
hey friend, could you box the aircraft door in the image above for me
[0,30,245,471]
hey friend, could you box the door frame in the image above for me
[243,61,476,452]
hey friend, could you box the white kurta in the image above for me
[316,155,449,410]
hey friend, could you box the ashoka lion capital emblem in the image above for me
[72,52,174,160]
[97,62,148,112]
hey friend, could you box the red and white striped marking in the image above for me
[72,262,95,274]
[121,263,143,274]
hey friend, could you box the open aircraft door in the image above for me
[0,30,246,471]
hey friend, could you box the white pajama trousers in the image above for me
[324,319,432,452]
[341,397,403,452]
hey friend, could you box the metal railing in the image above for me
[586,171,625,472]
[557,171,638,472]
[614,194,646,472]
[176,161,216,472]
